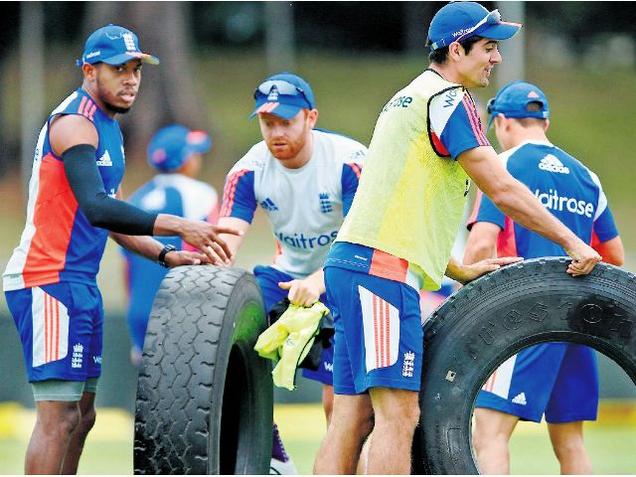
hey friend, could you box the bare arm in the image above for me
[445,255,521,284]
[595,236,625,266]
[458,146,600,276]
[111,188,208,267]
[463,222,501,265]
[216,216,251,265]
[51,116,240,264]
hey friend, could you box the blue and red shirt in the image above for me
[3,88,125,291]
[467,140,619,257]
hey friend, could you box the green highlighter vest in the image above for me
[336,70,471,290]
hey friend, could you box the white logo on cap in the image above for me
[86,51,101,59]
[267,86,279,102]
[123,32,136,51]
[527,91,540,99]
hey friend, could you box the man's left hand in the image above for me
[164,250,211,268]
[456,256,522,284]
[278,279,321,307]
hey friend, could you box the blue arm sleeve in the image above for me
[341,163,362,216]
[593,206,619,242]
[220,169,257,223]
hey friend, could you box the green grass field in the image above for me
[1,402,634,474]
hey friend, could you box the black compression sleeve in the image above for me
[62,144,158,235]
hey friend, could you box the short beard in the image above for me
[102,100,131,115]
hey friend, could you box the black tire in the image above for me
[414,257,636,474]
[134,266,272,475]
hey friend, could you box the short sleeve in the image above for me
[466,189,505,230]
[219,169,257,223]
[593,206,619,243]
[429,89,489,160]
[341,162,362,216]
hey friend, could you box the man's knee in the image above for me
[331,394,374,436]
[371,388,420,431]
[79,406,97,434]
[37,402,81,437]
[552,436,586,461]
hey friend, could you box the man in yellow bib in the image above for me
[313,2,601,474]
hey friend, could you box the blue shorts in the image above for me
[324,266,423,395]
[476,343,599,423]
[253,265,333,386]
[5,282,104,383]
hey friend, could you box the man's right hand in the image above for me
[178,220,243,265]
[152,214,243,265]
[565,240,601,277]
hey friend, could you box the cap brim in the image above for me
[186,139,212,154]
[249,102,303,121]
[102,52,160,66]
[480,22,522,41]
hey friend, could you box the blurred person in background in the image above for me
[217,72,367,474]
[122,124,219,366]
[313,2,602,474]
[465,80,624,475]
[2,25,238,474]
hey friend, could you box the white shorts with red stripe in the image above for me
[5,281,104,383]
[325,266,423,394]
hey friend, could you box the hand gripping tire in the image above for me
[413,258,636,474]
[133,266,272,475]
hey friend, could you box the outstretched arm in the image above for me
[458,146,600,276]
[50,114,240,264]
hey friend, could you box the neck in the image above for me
[81,80,117,119]
[429,63,464,86]
[509,128,549,148]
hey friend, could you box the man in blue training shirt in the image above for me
[3,25,238,474]
[123,124,219,365]
[465,81,624,474]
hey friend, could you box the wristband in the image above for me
[158,244,177,268]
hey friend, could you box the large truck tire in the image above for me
[134,266,272,475]
[414,258,636,474]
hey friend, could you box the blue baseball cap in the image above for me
[487,81,550,129]
[147,124,212,173]
[77,24,159,67]
[427,2,522,51]
[250,72,316,120]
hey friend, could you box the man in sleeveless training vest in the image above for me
[217,72,366,474]
[3,25,239,474]
[313,3,601,474]
[123,124,219,366]
[465,81,624,475]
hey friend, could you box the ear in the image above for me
[306,108,319,128]
[82,63,97,82]
[494,114,508,131]
[543,118,550,132]
[448,42,463,62]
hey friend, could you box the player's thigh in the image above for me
[326,268,423,395]
[475,343,568,422]
[545,344,598,423]
[253,265,293,311]
[473,407,519,442]
[6,283,101,383]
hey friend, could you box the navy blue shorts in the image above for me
[5,282,103,383]
[324,266,423,395]
[253,265,333,386]
[476,342,599,423]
